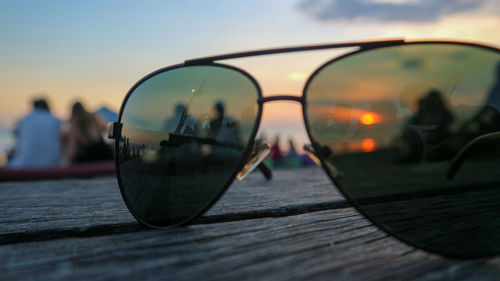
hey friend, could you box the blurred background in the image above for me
[1,0,499,165]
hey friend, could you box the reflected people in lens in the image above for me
[157,100,243,160]
[397,89,454,163]
[207,101,242,151]
[119,99,245,163]
[164,103,198,136]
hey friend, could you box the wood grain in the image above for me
[1,167,499,280]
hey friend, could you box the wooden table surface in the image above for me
[1,167,499,280]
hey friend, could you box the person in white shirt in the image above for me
[8,98,61,168]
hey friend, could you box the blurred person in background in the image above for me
[8,98,61,168]
[62,101,112,164]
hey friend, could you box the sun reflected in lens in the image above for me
[361,138,376,152]
[360,113,376,125]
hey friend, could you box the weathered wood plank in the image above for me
[2,208,500,281]
[1,167,499,280]
[0,167,343,236]
[0,178,135,235]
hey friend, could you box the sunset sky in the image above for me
[1,0,499,149]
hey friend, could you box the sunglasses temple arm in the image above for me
[447,131,500,179]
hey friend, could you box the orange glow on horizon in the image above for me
[311,105,385,125]
[261,102,303,123]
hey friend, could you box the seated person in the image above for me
[63,102,113,163]
[8,98,61,168]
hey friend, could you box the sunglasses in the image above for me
[109,39,500,258]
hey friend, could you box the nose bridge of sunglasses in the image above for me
[258,95,304,104]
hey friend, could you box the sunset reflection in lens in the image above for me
[306,43,500,257]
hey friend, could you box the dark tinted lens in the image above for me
[305,43,500,257]
[117,65,260,227]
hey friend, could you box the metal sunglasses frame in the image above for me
[112,39,500,258]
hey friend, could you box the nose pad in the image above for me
[303,144,343,179]
[237,143,271,181]
[303,144,321,165]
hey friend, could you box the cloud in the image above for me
[298,0,494,23]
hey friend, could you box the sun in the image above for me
[360,113,375,125]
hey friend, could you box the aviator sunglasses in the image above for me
[109,39,500,258]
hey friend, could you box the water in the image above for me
[0,127,14,167]
[0,127,14,153]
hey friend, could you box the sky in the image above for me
[1,0,499,150]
